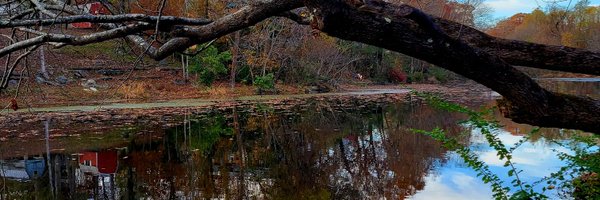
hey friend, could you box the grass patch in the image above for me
[57,41,119,57]
[429,66,451,83]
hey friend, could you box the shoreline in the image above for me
[0,83,493,113]
[0,83,497,136]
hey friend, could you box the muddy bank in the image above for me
[0,84,496,137]
[0,83,499,159]
[0,93,406,135]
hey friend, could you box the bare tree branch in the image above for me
[9,8,35,20]
[0,23,154,57]
[29,0,58,17]
[0,14,212,28]
[136,0,305,60]
[0,45,38,89]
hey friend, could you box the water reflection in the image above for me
[411,128,580,200]
[0,95,596,199]
[0,158,45,181]
[0,101,464,199]
[537,78,600,98]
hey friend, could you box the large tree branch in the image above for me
[172,0,304,39]
[137,0,305,60]
[0,14,211,28]
[29,0,59,17]
[0,23,154,57]
[435,19,600,76]
[7,0,304,61]
[305,0,600,133]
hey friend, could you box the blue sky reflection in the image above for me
[410,129,578,200]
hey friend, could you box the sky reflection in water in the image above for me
[411,129,574,200]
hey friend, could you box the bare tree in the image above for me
[0,0,599,133]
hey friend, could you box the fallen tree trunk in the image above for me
[304,0,600,133]
[435,19,600,76]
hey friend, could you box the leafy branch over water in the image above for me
[412,92,600,200]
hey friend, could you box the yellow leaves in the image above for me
[491,7,600,47]
[584,6,598,15]
[243,50,278,70]
[300,11,308,18]
[561,32,577,48]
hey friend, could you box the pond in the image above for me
[0,79,597,200]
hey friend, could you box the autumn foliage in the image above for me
[389,68,408,83]
[488,2,600,51]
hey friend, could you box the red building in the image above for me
[78,150,118,174]
[70,2,109,29]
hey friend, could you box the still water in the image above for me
[0,79,597,200]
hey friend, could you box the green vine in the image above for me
[412,92,599,200]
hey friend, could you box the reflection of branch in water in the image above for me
[234,108,247,199]
[44,118,55,198]
[0,150,6,198]
[367,125,382,180]
[338,140,355,177]
[125,166,136,200]
[102,175,110,200]
[182,110,200,198]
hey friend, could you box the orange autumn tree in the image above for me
[487,13,527,38]
[488,2,600,51]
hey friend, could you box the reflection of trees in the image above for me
[538,80,599,99]
[2,101,471,199]
[379,103,464,198]
[477,100,587,142]
[114,102,470,199]
[250,102,467,199]
[0,154,92,199]
[120,114,237,199]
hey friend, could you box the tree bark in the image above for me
[0,14,211,28]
